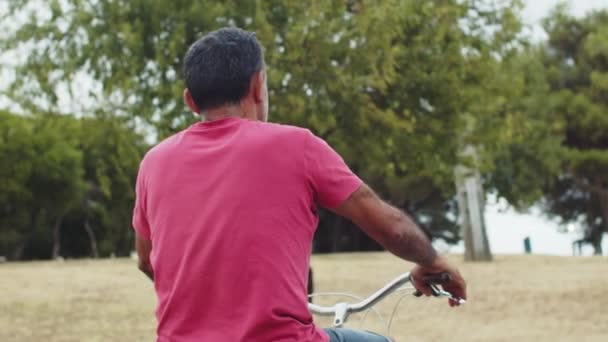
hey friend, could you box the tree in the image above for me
[75,116,147,257]
[485,6,608,256]
[484,47,563,210]
[539,7,608,255]
[1,0,527,255]
[0,112,85,260]
[0,111,146,260]
[0,111,36,258]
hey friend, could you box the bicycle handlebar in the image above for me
[308,272,465,327]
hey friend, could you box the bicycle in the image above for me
[308,272,466,337]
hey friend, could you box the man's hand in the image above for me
[410,255,466,307]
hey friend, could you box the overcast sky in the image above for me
[523,0,608,21]
[521,0,608,40]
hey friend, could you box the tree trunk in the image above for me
[591,227,603,256]
[455,152,492,262]
[331,214,342,252]
[353,227,361,251]
[84,220,99,258]
[12,242,27,261]
[12,208,41,260]
[52,216,64,259]
[594,179,608,256]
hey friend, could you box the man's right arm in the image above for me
[332,184,437,266]
[302,131,466,305]
[332,184,467,305]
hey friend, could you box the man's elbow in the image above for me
[137,260,154,280]
[138,259,151,272]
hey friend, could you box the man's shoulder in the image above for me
[139,130,185,168]
[250,120,313,141]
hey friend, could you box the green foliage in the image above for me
[0,111,35,255]
[0,0,529,254]
[486,6,608,255]
[483,47,564,208]
[13,0,600,256]
[0,112,85,258]
[0,112,145,259]
[539,8,608,254]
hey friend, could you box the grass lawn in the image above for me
[1,253,606,341]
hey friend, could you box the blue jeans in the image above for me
[324,328,392,342]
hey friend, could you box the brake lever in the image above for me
[412,284,444,297]
[410,274,466,305]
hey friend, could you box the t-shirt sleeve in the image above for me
[132,163,151,240]
[305,131,363,209]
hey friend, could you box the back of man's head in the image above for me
[183,27,264,111]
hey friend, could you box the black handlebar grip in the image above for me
[412,273,451,297]
[422,273,451,285]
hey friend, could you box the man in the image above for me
[133,27,466,342]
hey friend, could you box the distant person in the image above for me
[132,27,466,342]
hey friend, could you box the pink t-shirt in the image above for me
[133,117,362,342]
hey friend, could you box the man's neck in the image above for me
[204,105,252,121]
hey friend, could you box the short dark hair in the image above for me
[183,27,264,111]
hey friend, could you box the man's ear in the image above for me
[184,88,201,114]
[251,71,265,104]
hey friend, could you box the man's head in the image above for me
[183,27,268,121]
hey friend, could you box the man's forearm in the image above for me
[381,207,438,267]
[333,184,439,267]
[373,203,437,266]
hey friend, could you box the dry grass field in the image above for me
[1,253,607,341]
